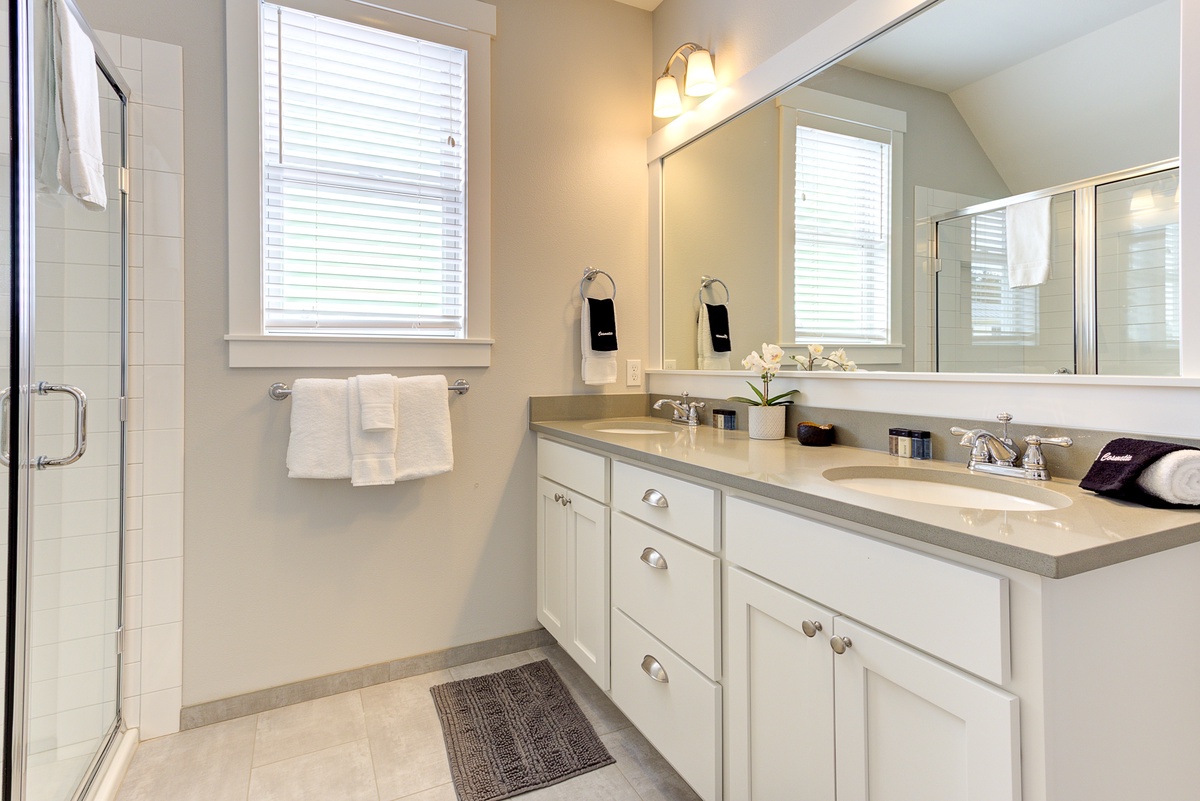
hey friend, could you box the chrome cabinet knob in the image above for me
[801,619,823,638]
[641,489,668,508]
[641,654,669,683]
[552,492,570,506]
[830,636,853,655]
[640,547,668,570]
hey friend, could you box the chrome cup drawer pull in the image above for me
[640,547,668,570]
[641,654,669,683]
[641,488,668,508]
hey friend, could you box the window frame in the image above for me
[226,0,495,368]
[777,88,905,359]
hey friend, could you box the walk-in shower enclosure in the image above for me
[5,0,130,799]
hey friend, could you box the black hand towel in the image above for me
[1079,437,1199,508]
[705,303,732,353]
[586,297,618,352]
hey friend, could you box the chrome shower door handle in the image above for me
[0,387,9,467]
[37,382,87,469]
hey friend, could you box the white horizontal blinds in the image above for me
[793,124,890,343]
[261,3,467,337]
[966,209,1038,343]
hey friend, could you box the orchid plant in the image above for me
[793,344,858,372]
[730,344,800,406]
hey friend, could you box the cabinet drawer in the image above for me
[538,437,607,502]
[611,461,717,551]
[725,496,1010,685]
[611,609,721,801]
[611,514,720,679]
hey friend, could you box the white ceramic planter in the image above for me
[748,405,787,440]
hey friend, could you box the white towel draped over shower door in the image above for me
[1006,197,1053,288]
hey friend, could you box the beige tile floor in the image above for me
[115,644,702,801]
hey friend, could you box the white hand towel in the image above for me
[394,375,454,481]
[52,0,106,211]
[1006,197,1052,288]
[697,304,731,370]
[286,379,352,479]
[581,300,617,385]
[1136,450,1200,505]
[348,377,398,487]
[357,373,396,432]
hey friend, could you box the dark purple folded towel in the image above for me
[1080,437,1199,508]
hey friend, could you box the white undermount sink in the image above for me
[823,465,1072,512]
[582,420,680,435]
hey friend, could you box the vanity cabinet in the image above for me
[727,567,1020,800]
[536,438,610,689]
[725,499,1020,801]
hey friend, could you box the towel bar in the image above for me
[269,379,470,400]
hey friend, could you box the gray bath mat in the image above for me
[430,659,614,801]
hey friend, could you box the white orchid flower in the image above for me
[742,351,764,371]
[761,343,784,365]
[807,343,824,356]
[844,360,858,371]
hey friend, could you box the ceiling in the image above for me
[841,0,1169,93]
[612,0,664,11]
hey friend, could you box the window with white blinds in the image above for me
[792,124,891,343]
[260,3,467,337]
[965,209,1038,343]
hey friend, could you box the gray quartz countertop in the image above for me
[530,417,1200,579]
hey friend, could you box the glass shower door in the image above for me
[22,62,125,801]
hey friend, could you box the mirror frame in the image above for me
[648,0,1200,379]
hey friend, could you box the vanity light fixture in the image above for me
[654,42,716,118]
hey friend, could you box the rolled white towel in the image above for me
[1135,450,1200,505]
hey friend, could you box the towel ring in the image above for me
[697,275,730,305]
[579,267,617,301]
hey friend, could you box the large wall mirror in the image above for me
[661,0,1180,376]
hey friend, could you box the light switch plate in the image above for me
[626,359,642,386]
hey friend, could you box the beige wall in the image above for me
[80,0,652,704]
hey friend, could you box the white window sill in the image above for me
[226,335,493,368]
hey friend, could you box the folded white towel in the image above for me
[697,304,731,370]
[1006,197,1052,288]
[581,300,617,385]
[53,0,106,211]
[357,373,396,432]
[286,379,352,479]
[394,375,453,481]
[348,377,398,487]
[1136,450,1200,505]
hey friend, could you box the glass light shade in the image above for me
[654,75,683,118]
[684,49,716,96]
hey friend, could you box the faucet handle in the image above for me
[950,426,974,446]
[1021,434,1072,470]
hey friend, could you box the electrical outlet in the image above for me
[664,359,677,370]
[626,359,642,387]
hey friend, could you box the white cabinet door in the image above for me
[566,489,610,689]
[726,567,836,801]
[535,475,610,689]
[832,617,1021,801]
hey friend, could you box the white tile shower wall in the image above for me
[926,189,1074,374]
[96,31,186,741]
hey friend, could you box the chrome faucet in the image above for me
[653,392,706,427]
[950,413,1072,480]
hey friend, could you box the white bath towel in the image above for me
[286,379,352,479]
[52,0,106,210]
[1006,197,1052,288]
[581,301,617,385]
[357,373,396,432]
[348,377,398,487]
[1136,450,1200,505]
[394,375,454,481]
[697,304,731,370]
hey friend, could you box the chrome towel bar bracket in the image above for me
[269,379,470,400]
